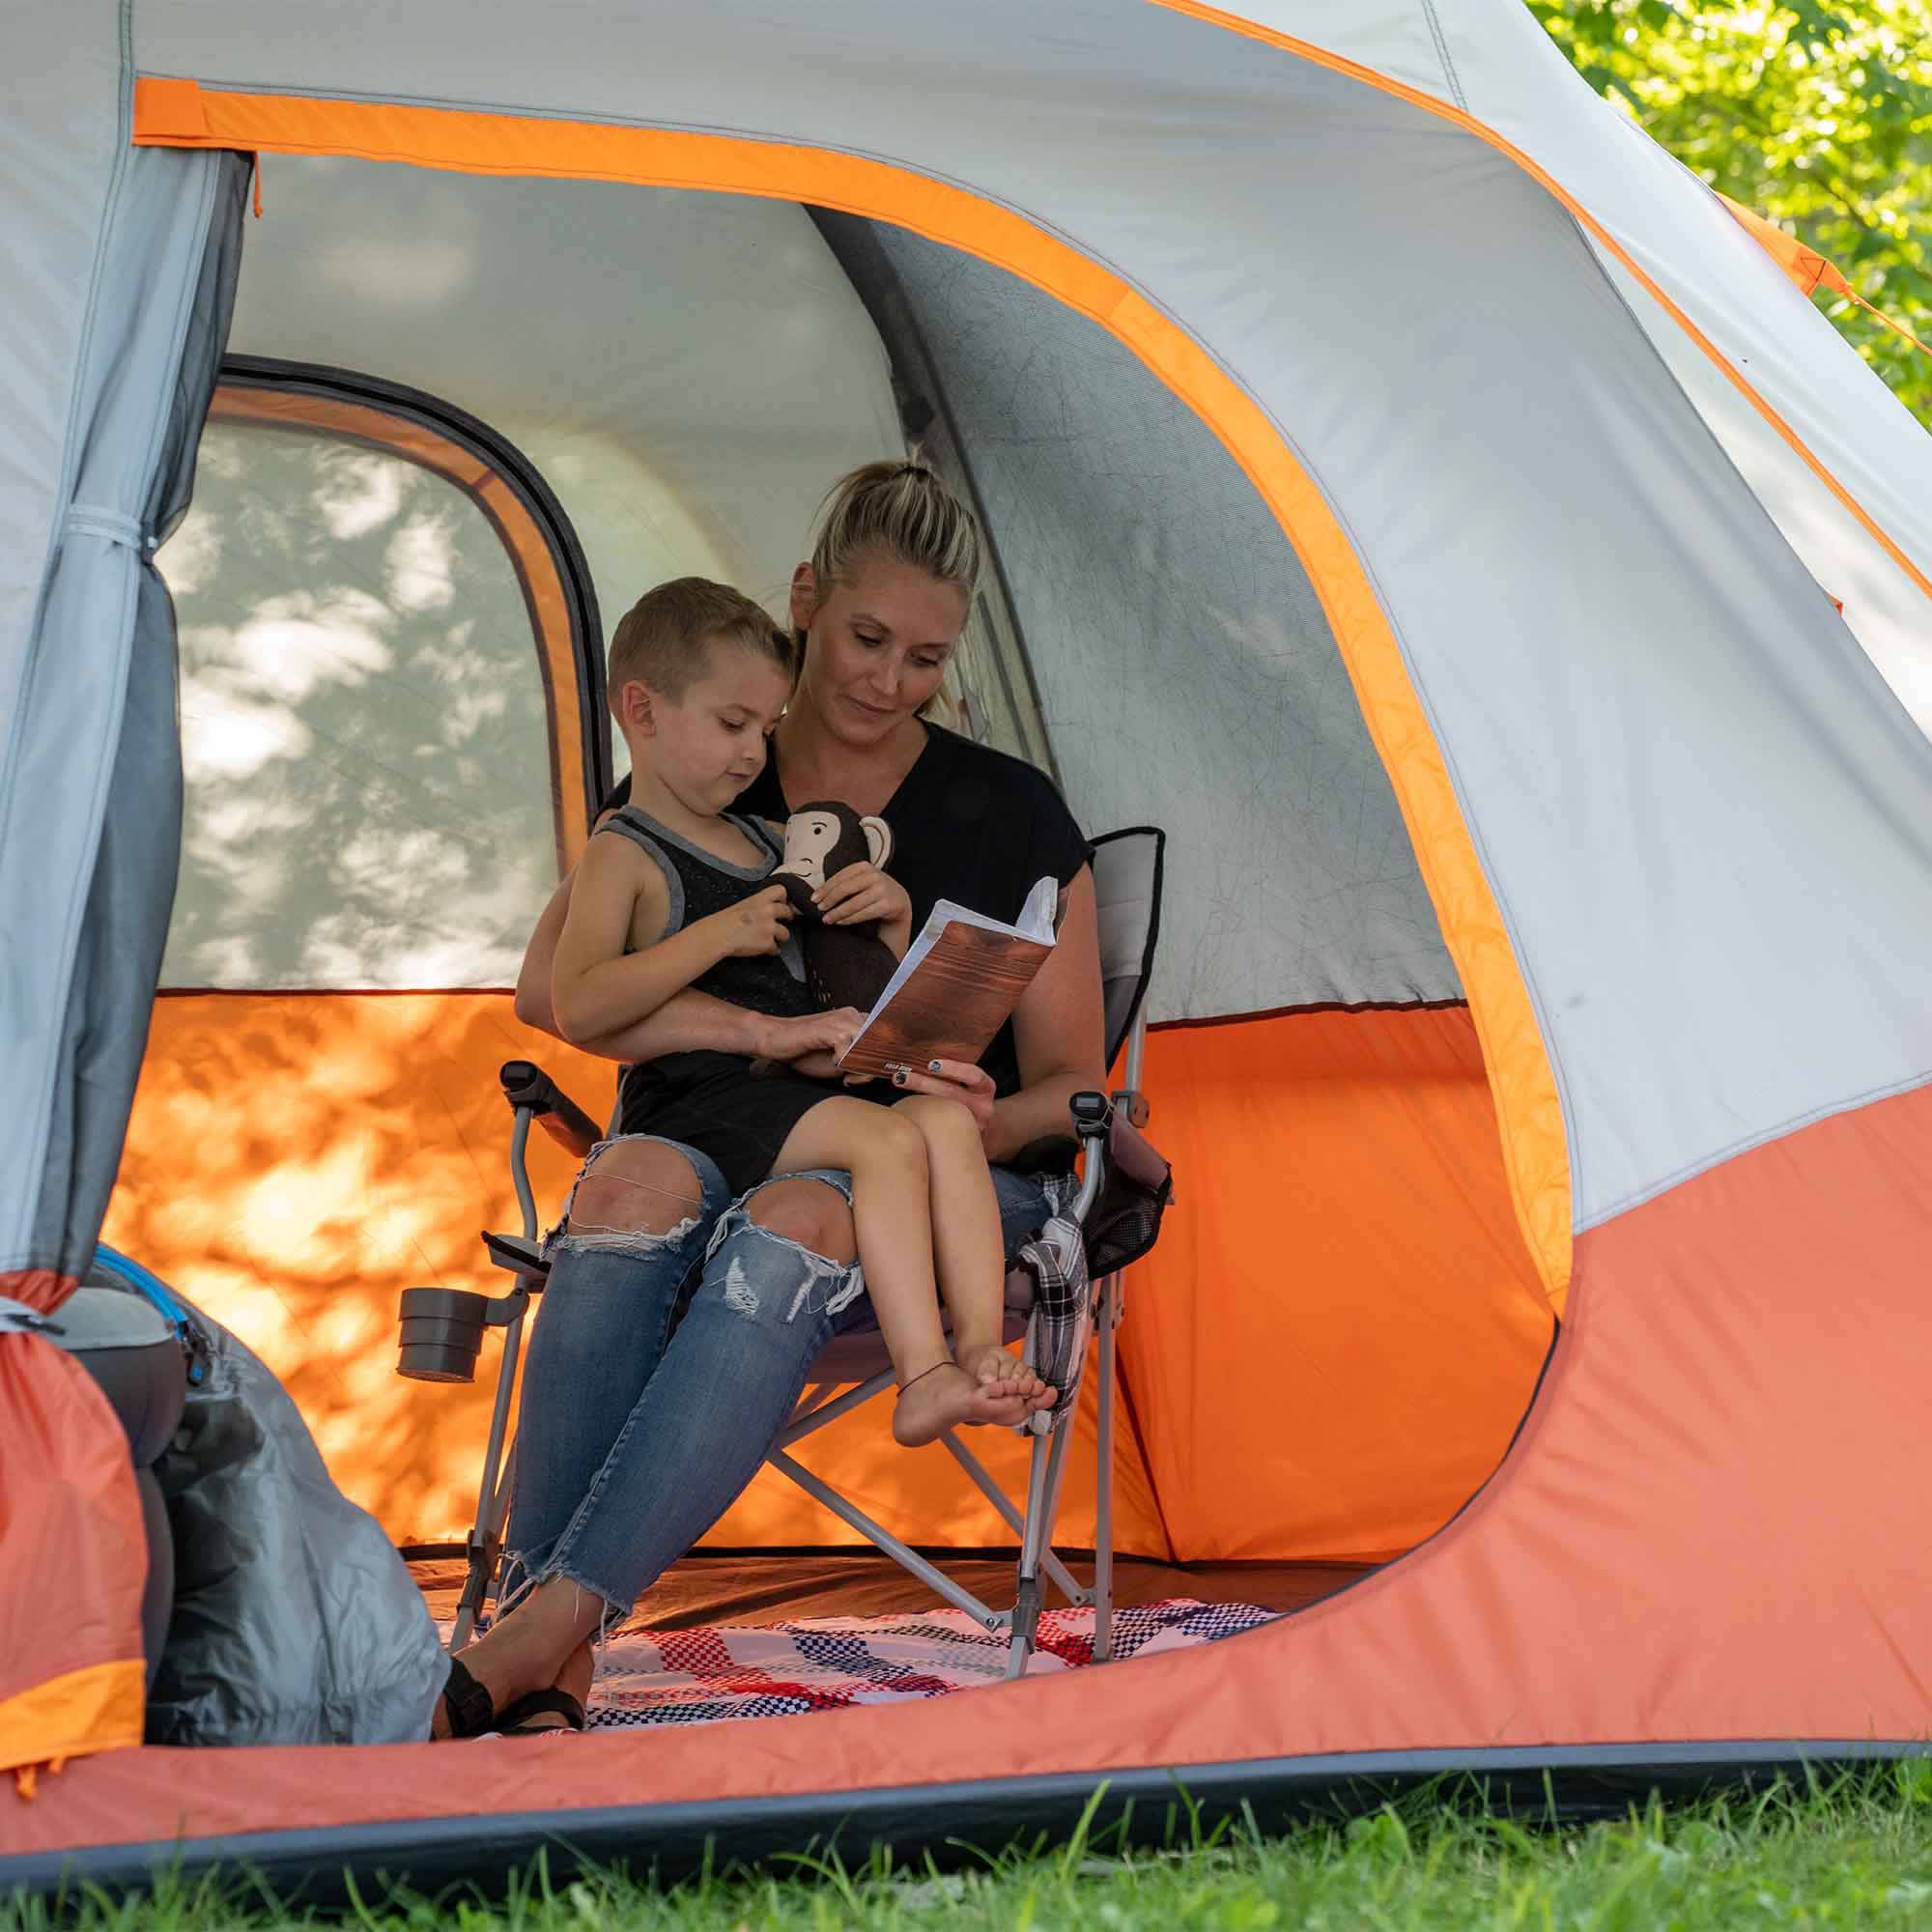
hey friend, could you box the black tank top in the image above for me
[605,805,820,1139]
[601,805,819,1021]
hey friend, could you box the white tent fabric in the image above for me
[1215,0,1932,729]
[1588,234,1932,737]
[214,162,905,633]
[45,0,1932,1233]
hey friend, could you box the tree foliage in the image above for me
[1527,0,1932,426]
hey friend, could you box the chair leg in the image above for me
[1006,1417,1077,1678]
[1094,1271,1120,1662]
[789,1381,839,1426]
[941,1432,1090,1605]
[451,1289,530,1652]
[451,1109,545,1652]
[452,1435,518,1652]
[767,1446,1010,1631]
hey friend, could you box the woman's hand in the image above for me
[884,1057,998,1139]
[815,864,912,944]
[754,1008,868,1068]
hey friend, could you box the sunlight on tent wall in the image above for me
[158,422,556,988]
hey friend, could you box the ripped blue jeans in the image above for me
[500,1134,1057,1624]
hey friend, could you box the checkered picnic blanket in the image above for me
[578,1600,1276,1730]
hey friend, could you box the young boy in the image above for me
[552,578,1051,1444]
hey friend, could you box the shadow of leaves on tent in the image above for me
[157,421,556,992]
[101,991,1136,1553]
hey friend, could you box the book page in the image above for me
[835,877,1058,1078]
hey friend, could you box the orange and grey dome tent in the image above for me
[7,0,1932,1895]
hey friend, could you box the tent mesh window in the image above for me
[156,385,591,991]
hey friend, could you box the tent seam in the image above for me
[1417,1,1469,112]
[1576,1063,1932,1233]
[142,74,1219,354]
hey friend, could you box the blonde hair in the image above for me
[807,460,982,606]
[608,576,792,714]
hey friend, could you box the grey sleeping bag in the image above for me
[134,1276,445,1746]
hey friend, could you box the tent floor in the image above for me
[409,1549,1375,1632]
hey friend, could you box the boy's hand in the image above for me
[710,886,795,959]
[815,864,911,934]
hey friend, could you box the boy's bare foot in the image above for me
[957,1343,1056,1414]
[895,1362,1029,1445]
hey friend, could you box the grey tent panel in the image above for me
[843,220,1462,1019]
[0,37,248,1284]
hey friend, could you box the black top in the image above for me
[602,724,1087,1097]
[599,804,826,1158]
[599,806,817,1020]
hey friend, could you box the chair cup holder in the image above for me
[397,1286,492,1383]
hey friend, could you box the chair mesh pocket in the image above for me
[1083,1129,1174,1278]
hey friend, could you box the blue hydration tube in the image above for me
[92,1241,208,1383]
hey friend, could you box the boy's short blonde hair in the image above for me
[607,578,793,714]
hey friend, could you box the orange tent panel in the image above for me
[104,995,1549,1566]
[0,1341,147,1776]
[20,1079,1931,1862]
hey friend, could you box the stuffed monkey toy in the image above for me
[772,801,900,1011]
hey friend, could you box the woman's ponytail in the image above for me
[807,460,982,602]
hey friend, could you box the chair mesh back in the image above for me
[1088,827,1165,1069]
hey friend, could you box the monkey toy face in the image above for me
[773,801,893,920]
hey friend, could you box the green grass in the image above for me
[15,1764,1932,1931]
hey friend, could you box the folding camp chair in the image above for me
[398,826,1170,1676]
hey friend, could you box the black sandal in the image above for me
[440,1655,499,1738]
[493,1688,587,1737]
[441,1658,587,1738]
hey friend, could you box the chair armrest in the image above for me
[498,1060,602,1160]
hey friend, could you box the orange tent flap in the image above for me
[21,1082,1932,1864]
[1718,192,1850,299]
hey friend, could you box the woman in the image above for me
[434,463,1103,1738]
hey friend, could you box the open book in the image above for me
[835,877,1059,1080]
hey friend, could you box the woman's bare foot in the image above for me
[895,1362,1029,1445]
[957,1343,1056,1414]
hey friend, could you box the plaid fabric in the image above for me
[1019,1174,1088,1429]
[569,1600,1277,1731]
